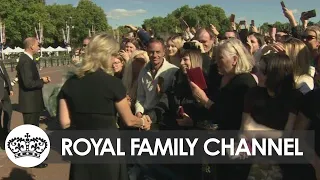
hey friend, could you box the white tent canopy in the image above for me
[13,47,24,53]
[42,46,55,52]
[3,47,15,54]
[54,46,67,52]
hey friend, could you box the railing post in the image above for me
[10,61,13,72]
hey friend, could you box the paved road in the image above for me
[0,66,70,180]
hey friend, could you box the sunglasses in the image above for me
[302,35,316,41]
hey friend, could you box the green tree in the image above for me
[0,0,111,48]
[116,26,130,37]
[0,0,50,47]
[143,4,231,37]
[71,0,111,47]
[143,17,167,35]
[46,4,75,47]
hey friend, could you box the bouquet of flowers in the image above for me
[43,67,77,117]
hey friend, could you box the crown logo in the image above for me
[7,133,48,159]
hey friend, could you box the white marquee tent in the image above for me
[54,46,67,52]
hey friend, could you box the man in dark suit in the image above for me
[0,60,13,140]
[16,37,50,168]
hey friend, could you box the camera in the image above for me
[183,41,200,50]
[302,9,316,19]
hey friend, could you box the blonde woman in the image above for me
[189,38,257,180]
[166,35,184,67]
[58,33,151,180]
[283,38,314,94]
[190,38,256,129]
[264,38,314,94]
[122,50,149,110]
[303,25,320,59]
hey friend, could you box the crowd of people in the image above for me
[62,6,320,180]
[0,4,319,180]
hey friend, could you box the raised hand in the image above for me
[300,13,309,30]
[250,26,258,33]
[119,50,130,62]
[191,27,196,34]
[190,40,205,53]
[282,7,294,20]
[261,43,286,55]
[246,36,254,54]
[189,81,208,105]
[231,22,236,31]
[282,8,298,27]
[210,24,219,36]
[124,25,138,32]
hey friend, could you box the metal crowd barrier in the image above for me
[2,56,72,72]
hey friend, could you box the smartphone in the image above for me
[230,14,235,22]
[302,9,317,19]
[187,67,207,90]
[251,20,255,26]
[239,20,246,25]
[280,1,286,8]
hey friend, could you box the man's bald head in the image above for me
[24,37,38,49]
[23,37,39,55]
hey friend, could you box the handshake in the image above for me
[139,115,152,131]
[41,76,51,84]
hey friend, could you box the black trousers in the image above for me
[0,88,12,136]
[23,112,41,127]
[280,164,316,180]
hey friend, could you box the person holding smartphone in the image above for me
[189,38,257,180]
[155,49,209,180]
[165,49,210,128]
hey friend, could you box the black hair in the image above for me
[248,32,265,47]
[261,53,295,97]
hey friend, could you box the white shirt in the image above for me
[135,59,178,114]
[0,65,6,87]
[24,51,33,60]
[295,74,314,94]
